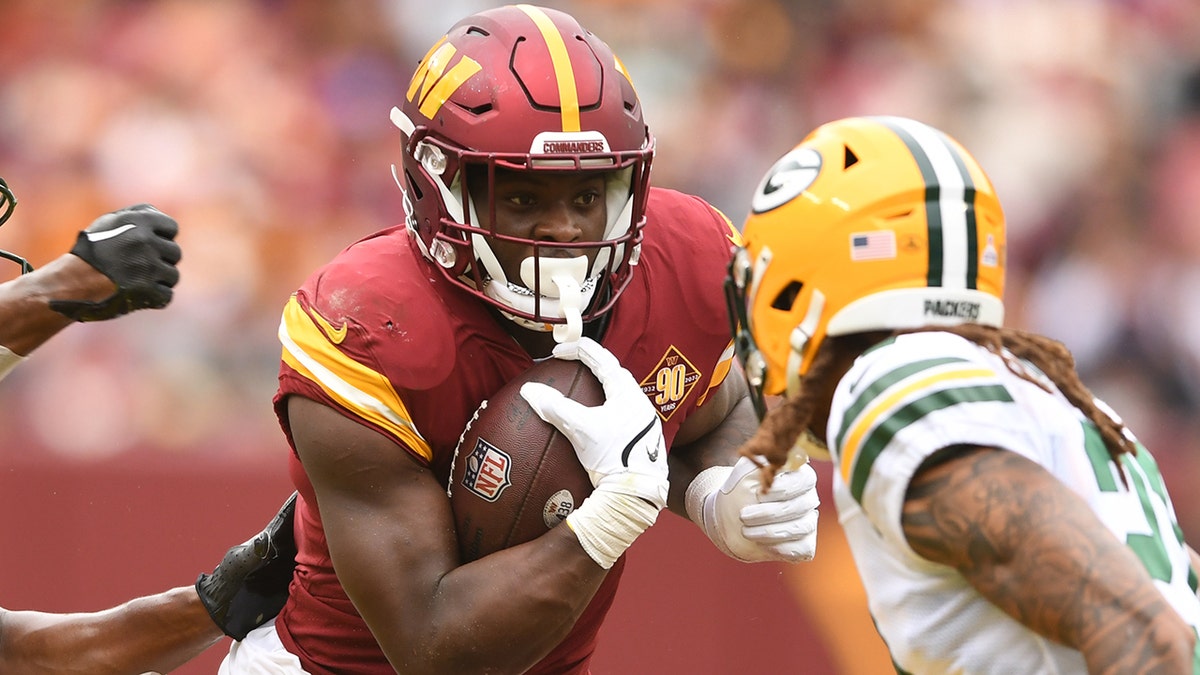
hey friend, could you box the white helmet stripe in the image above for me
[874,116,978,291]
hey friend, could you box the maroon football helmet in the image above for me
[390,5,654,340]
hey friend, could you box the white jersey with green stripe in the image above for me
[827,331,1200,674]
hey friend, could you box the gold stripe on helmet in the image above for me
[407,37,482,121]
[517,4,581,132]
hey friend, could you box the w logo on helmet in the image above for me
[407,38,481,120]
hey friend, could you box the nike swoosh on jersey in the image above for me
[86,223,137,242]
[310,308,348,344]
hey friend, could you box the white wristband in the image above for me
[684,465,732,529]
[0,344,24,383]
[566,488,660,569]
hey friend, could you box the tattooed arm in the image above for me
[901,445,1196,675]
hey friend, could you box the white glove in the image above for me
[685,455,819,563]
[521,338,668,568]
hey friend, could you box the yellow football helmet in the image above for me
[726,116,1005,412]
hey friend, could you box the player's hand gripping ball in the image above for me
[449,358,600,562]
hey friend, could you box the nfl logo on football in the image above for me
[462,439,512,502]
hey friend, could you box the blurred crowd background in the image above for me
[0,0,1198,672]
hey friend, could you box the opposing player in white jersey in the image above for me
[726,116,1200,673]
[0,177,298,674]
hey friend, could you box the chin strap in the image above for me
[484,256,594,343]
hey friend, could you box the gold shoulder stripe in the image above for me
[517,4,580,132]
[839,367,995,482]
[279,296,433,461]
[696,340,735,407]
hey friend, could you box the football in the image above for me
[449,358,602,562]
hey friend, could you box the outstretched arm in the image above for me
[0,204,180,366]
[0,492,297,675]
[902,446,1196,674]
[0,587,219,675]
[0,255,111,358]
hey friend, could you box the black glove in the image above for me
[49,203,182,322]
[195,492,299,640]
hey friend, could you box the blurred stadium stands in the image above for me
[0,1,1197,672]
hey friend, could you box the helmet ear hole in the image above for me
[771,281,804,311]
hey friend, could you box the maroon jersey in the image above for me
[273,186,738,674]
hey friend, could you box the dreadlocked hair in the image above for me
[740,325,1135,487]
[912,324,1135,465]
[739,332,885,487]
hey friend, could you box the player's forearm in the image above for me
[434,526,607,672]
[342,524,606,675]
[902,446,1195,672]
[666,381,758,518]
[0,255,113,355]
[0,586,221,675]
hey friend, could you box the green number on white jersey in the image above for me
[1082,422,1197,592]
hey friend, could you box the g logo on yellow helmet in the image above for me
[751,147,823,214]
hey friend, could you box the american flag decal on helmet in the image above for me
[462,439,512,502]
[850,231,897,261]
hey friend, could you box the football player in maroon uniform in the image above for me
[224,6,820,674]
